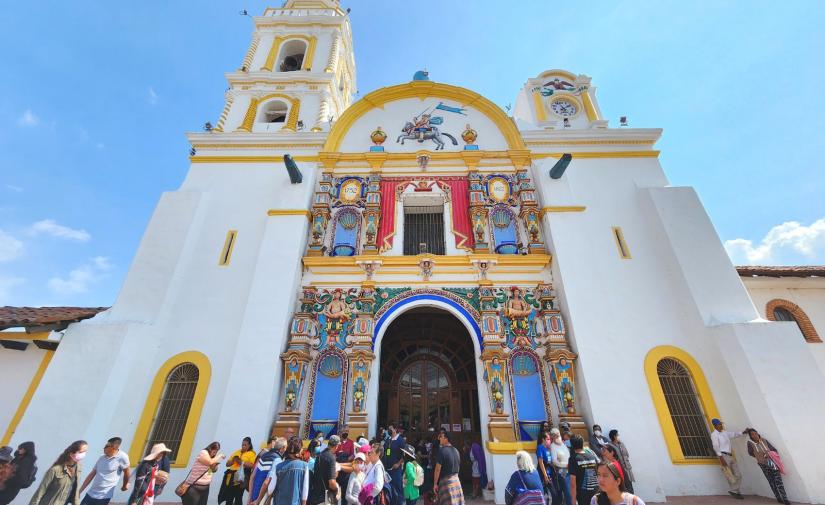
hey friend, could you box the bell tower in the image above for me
[213,0,356,134]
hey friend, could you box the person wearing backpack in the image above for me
[401,445,421,505]
[504,451,543,505]
[0,441,37,505]
[568,435,599,505]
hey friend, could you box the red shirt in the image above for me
[335,439,355,461]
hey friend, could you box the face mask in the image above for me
[71,451,87,462]
[564,440,571,448]
[594,430,602,437]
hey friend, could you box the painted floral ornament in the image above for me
[461,124,478,145]
[370,127,387,145]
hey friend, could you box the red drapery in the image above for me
[378,180,397,252]
[445,178,474,251]
[376,177,474,252]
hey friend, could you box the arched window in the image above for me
[656,358,715,459]
[277,39,307,72]
[145,363,199,460]
[644,345,720,464]
[766,299,822,343]
[130,351,211,467]
[259,100,288,124]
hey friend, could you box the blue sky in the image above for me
[1,0,823,307]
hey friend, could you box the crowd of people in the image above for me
[0,417,792,505]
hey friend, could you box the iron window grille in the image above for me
[403,205,445,255]
[145,362,199,462]
[657,358,715,458]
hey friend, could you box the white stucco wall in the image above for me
[0,343,48,440]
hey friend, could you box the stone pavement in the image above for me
[139,494,784,505]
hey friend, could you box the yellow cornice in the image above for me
[537,69,578,82]
[190,155,319,163]
[525,139,656,146]
[191,143,325,150]
[267,209,312,221]
[323,81,527,152]
[303,253,551,269]
[540,206,586,216]
[532,151,659,159]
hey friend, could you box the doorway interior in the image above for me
[377,307,481,451]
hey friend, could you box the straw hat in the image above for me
[144,443,173,461]
[400,444,416,459]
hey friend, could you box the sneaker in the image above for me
[728,492,744,500]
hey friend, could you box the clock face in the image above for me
[550,99,578,118]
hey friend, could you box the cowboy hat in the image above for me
[144,443,173,461]
[400,444,416,459]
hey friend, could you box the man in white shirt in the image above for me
[710,418,744,499]
[79,437,131,505]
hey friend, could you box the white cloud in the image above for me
[0,276,25,305]
[724,218,825,265]
[17,109,39,127]
[0,230,24,262]
[148,86,158,105]
[29,219,91,242]
[5,184,23,192]
[47,256,113,296]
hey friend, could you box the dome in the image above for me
[412,70,430,81]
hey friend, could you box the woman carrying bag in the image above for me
[176,442,225,505]
[128,443,172,505]
[744,428,790,505]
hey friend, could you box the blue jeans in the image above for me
[551,470,571,505]
[389,467,404,505]
[81,495,111,505]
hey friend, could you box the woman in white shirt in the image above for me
[550,428,572,505]
[361,445,385,504]
[345,453,367,505]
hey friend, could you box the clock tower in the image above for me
[514,69,606,129]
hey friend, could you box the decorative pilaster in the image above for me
[345,287,377,435]
[312,93,331,132]
[212,92,234,132]
[479,285,516,441]
[283,98,301,131]
[362,174,381,254]
[324,31,341,73]
[468,171,490,252]
[535,283,566,349]
[517,170,546,253]
[544,348,587,438]
[239,34,260,72]
[272,287,317,437]
[307,173,333,256]
[235,96,259,132]
[261,36,285,71]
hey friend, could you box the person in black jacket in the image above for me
[0,441,38,505]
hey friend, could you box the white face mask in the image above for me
[71,451,87,462]
[594,430,602,437]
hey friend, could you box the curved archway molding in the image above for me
[765,298,822,343]
[129,350,212,468]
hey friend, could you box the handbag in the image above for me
[767,450,785,474]
[175,466,210,497]
[513,471,544,505]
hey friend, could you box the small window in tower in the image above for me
[404,205,445,255]
[260,100,288,123]
[277,39,307,72]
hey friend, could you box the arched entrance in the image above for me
[378,307,481,450]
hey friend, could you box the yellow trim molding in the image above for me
[537,69,578,82]
[190,155,319,164]
[532,91,547,122]
[0,331,52,340]
[644,345,720,465]
[540,206,586,216]
[129,351,212,468]
[612,226,632,259]
[267,209,312,221]
[486,441,537,454]
[531,151,659,159]
[2,350,54,445]
[218,230,238,266]
[323,81,527,152]
[304,253,551,269]
[581,91,600,121]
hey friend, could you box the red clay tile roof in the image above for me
[736,266,825,278]
[0,306,107,331]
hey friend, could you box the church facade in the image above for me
[3,2,825,504]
